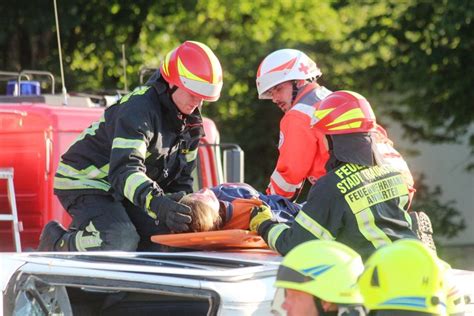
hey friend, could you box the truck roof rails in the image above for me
[0,95,100,108]
[0,71,31,81]
[18,70,55,95]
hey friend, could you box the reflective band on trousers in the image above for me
[270,170,302,194]
[112,137,147,158]
[124,172,151,203]
[268,223,290,251]
[75,222,103,251]
[354,208,391,249]
[295,210,335,240]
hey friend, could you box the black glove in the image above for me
[149,192,192,232]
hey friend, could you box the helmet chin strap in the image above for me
[168,84,179,97]
[291,80,299,104]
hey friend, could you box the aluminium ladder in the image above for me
[0,168,22,252]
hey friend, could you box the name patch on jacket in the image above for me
[334,164,409,214]
[344,175,408,214]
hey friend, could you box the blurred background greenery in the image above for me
[1,0,472,263]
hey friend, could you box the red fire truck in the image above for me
[0,70,244,252]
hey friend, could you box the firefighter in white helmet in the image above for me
[256,49,415,203]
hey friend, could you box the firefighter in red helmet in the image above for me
[38,41,223,252]
[250,91,418,260]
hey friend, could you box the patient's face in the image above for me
[188,188,220,214]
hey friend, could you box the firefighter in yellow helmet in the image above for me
[39,41,223,252]
[358,239,447,315]
[250,90,418,260]
[272,240,367,316]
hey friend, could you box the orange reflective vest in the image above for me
[267,84,331,198]
[267,84,415,201]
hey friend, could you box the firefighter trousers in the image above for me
[57,193,172,252]
[57,193,140,251]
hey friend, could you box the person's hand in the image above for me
[249,205,273,233]
[265,183,272,196]
[149,193,192,232]
[166,191,187,202]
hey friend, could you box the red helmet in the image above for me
[313,91,376,134]
[160,41,223,102]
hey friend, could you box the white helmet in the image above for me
[256,49,322,99]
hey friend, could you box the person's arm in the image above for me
[107,98,160,208]
[166,113,204,193]
[373,124,415,206]
[107,96,191,231]
[253,180,342,255]
[267,113,317,199]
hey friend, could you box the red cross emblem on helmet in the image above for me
[298,63,309,74]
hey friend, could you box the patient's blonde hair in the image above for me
[180,195,222,232]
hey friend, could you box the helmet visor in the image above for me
[180,76,223,101]
[276,265,313,284]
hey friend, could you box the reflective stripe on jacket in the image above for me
[262,163,418,260]
[54,76,204,210]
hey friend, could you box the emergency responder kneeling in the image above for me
[272,240,367,316]
[250,90,418,260]
[38,41,223,252]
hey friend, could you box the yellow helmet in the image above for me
[358,239,446,314]
[274,240,364,305]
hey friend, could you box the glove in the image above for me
[149,192,192,232]
[249,205,273,233]
[166,191,187,202]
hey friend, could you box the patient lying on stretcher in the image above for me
[179,183,300,232]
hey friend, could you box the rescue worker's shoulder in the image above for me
[280,106,314,127]
[305,172,340,202]
[110,87,159,119]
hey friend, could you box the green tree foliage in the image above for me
[0,0,157,90]
[0,0,469,240]
[339,0,474,170]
